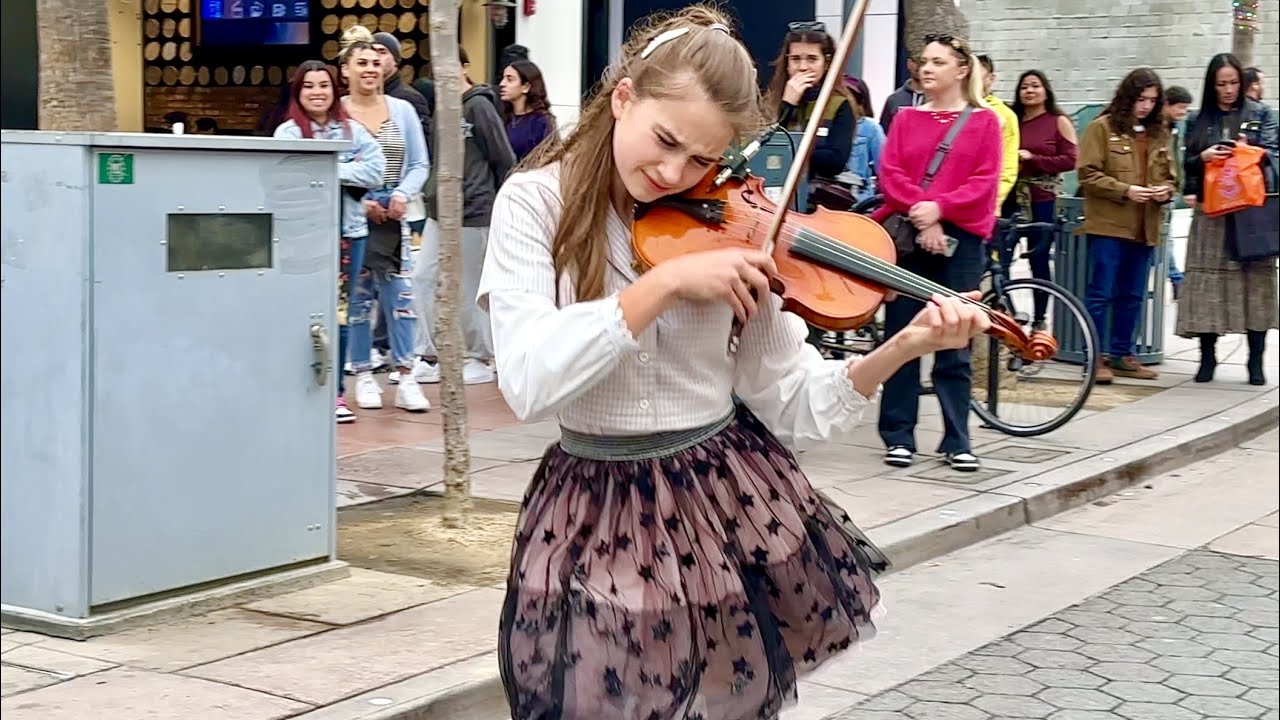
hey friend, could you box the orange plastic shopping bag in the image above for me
[1203,143,1268,217]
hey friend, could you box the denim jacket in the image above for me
[274,118,385,239]
[844,117,886,203]
[345,95,430,203]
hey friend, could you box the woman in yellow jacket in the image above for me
[1076,68,1178,384]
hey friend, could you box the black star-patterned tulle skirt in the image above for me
[497,405,890,720]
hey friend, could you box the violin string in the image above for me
[710,210,1017,333]
[713,209,979,308]
[717,207,993,311]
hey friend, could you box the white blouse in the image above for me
[476,164,877,450]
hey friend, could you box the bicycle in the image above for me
[812,196,1099,437]
[971,211,1099,436]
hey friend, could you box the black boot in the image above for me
[1195,333,1218,383]
[1247,330,1268,386]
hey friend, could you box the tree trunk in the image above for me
[38,0,117,131]
[1231,1,1258,66]
[429,0,472,528]
[902,0,970,58]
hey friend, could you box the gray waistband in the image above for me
[558,412,736,462]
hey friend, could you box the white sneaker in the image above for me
[463,358,496,385]
[395,378,431,412]
[388,358,438,385]
[354,372,383,409]
[369,348,388,371]
[414,358,441,384]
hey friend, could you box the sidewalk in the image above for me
[837,545,1278,719]
[3,327,1277,719]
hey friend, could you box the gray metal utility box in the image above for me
[1,131,347,632]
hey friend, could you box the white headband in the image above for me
[640,22,731,59]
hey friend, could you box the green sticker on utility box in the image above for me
[97,152,134,185]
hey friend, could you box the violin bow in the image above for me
[761,0,871,254]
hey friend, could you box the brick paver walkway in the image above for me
[838,550,1279,719]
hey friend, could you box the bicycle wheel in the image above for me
[971,277,1099,436]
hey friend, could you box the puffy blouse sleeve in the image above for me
[731,296,878,450]
[476,170,641,422]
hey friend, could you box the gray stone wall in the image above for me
[962,0,1280,109]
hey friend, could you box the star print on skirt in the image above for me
[497,405,889,720]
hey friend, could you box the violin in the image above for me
[631,168,1058,363]
[629,0,1056,363]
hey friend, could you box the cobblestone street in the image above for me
[840,549,1280,720]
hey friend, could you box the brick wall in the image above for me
[1256,0,1280,93]
[145,86,282,134]
[963,0,1280,108]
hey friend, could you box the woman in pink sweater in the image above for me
[872,33,1003,473]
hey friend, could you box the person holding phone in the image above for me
[1177,53,1278,386]
[1077,68,1178,385]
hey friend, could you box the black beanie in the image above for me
[371,32,402,63]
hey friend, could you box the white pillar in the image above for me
[816,0,843,35]
[860,0,899,119]
[515,3,585,128]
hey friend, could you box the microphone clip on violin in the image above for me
[713,122,787,189]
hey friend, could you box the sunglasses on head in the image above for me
[788,21,827,33]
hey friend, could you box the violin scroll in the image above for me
[982,311,1059,363]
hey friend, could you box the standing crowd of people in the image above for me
[767,22,1276,473]
[266,26,557,423]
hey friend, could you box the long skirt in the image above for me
[1176,210,1279,336]
[498,406,889,720]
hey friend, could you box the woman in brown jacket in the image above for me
[1077,68,1178,384]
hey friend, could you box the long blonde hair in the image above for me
[521,4,765,302]
[921,34,989,110]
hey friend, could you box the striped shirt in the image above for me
[375,118,405,187]
[476,163,876,449]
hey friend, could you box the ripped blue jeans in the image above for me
[348,246,416,372]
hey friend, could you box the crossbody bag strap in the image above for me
[920,105,975,190]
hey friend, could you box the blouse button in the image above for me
[638,399,651,410]
[638,352,651,363]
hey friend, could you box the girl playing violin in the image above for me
[477,7,991,720]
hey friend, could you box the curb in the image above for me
[313,389,1278,720]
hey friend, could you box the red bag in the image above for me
[1204,143,1268,217]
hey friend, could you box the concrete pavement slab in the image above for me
[466,461,542,504]
[26,609,329,673]
[1035,444,1279,549]
[1,644,115,678]
[287,653,505,720]
[823,477,975,529]
[1,666,62,696]
[0,667,311,719]
[416,431,558,463]
[243,569,474,626]
[181,588,503,706]
[339,448,506,490]
[1209,524,1280,560]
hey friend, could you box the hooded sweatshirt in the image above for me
[461,83,517,227]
